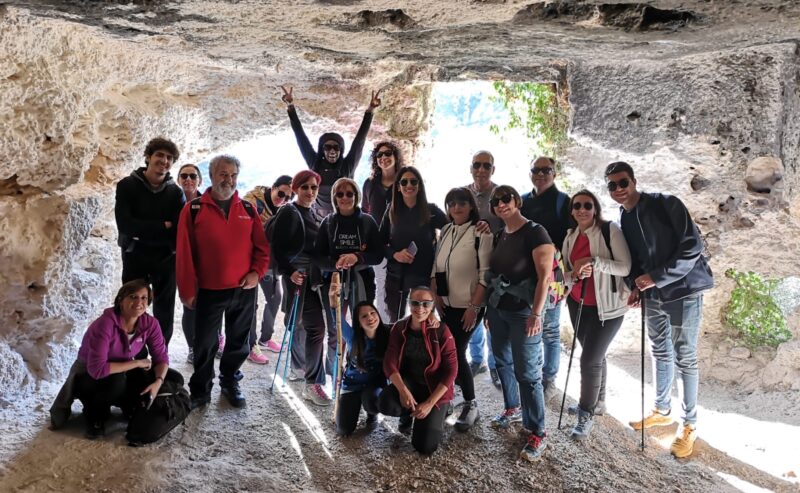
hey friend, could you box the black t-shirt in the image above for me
[401,329,430,386]
[213,197,232,219]
[489,221,552,311]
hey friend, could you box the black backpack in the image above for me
[189,196,257,223]
[126,368,191,446]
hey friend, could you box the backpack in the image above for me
[599,221,618,293]
[266,203,306,265]
[189,196,257,223]
[126,368,191,446]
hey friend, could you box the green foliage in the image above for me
[489,81,570,164]
[723,269,792,349]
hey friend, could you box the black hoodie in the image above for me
[287,106,373,219]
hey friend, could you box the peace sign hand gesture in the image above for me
[367,89,382,112]
[280,85,294,105]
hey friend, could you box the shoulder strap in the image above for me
[474,233,481,270]
[600,221,617,293]
[189,197,203,223]
[240,200,257,219]
[556,192,567,217]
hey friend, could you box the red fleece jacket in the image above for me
[383,317,457,407]
[176,189,270,301]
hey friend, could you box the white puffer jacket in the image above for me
[562,221,632,321]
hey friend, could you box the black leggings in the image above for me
[566,297,624,414]
[74,368,154,423]
[378,380,448,455]
[442,307,476,401]
[335,385,382,436]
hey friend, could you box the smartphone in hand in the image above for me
[407,241,418,256]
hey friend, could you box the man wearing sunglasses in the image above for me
[465,151,502,388]
[519,156,571,401]
[243,175,295,363]
[605,161,713,459]
[281,85,381,222]
[115,137,185,347]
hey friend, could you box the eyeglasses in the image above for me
[472,161,493,171]
[489,194,514,208]
[376,150,394,159]
[179,173,198,180]
[572,202,594,211]
[606,178,631,192]
[531,167,554,176]
[323,144,340,152]
[408,300,434,308]
[300,184,319,191]
[276,190,292,200]
[447,200,468,208]
[399,178,419,187]
[335,191,355,199]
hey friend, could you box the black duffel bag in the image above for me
[126,368,191,446]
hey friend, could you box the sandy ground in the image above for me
[1,304,799,493]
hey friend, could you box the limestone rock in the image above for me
[691,174,711,191]
[730,346,751,359]
[745,156,784,193]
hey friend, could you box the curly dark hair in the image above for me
[143,137,180,164]
[369,141,403,180]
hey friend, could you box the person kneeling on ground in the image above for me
[329,278,390,436]
[50,280,170,439]
[379,286,457,455]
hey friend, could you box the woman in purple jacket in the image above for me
[52,280,170,439]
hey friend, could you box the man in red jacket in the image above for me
[176,155,270,409]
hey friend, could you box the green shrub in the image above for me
[723,269,792,348]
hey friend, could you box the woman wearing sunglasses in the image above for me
[485,185,555,462]
[270,170,334,406]
[176,164,205,364]
[561,190,631,440]
[243,175,295,365]
[379,166,448,322]
[430,187,492,432]
[379,286,457,455]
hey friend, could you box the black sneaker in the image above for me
[190,394,211,410]
[455,400,480,432]
[398,415,413,434]
[366,413,378,425]
[490,369,502,389]
[221,382,246,408]
[469,361,488,376]
[85,420,105,440]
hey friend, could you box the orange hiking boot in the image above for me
[629,409,672,430]
[670,424,697,458]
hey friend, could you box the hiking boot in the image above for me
[569,400,606,416]
[446,401,455,417]
[520,432,548,462]
[469,361,488,376]
[247,345,269,365]
[303,384,332,407]
[542,378,558,402]
[186,347,194,365]
[455,400,480,432]
[260,340,282,353]
[398,415,413,434]
[629,409,672,430]
[220,382,246,408]
[491,407,522,429]
[570,407,594,441]
[490,368,502,389]
[365,413,378,425]
[670,424,697,458]
[216,333,225,359]
[190,393,211,410]
[85,420,105,440]
[288,369,305,382]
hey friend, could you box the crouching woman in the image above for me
[50,280,169,439]
[378,286,457,455]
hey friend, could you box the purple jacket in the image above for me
[77,308,169,380]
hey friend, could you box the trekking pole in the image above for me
[558,279,588,430]
[332,271,345,420]
[270,284,301,393]
[640,293,646,451]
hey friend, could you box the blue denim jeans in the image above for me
[487,306,546,435]
[645,293,703,426]
[541,301,563,382]
[468,320,496,370]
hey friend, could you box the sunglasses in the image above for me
[376,150,394,159]
[179,173,198,180]
[489,194,514,208]
[408,300,434,308]
[447,200,469,208]
[300,184,319,191]
[572,202,594,211]
[472,161,493,171]
[606,178,631,192]
[323,144,340,152]
[276,190,292,200]
[335,191,355,199]
[399,178,419,187]
[531,167,554,176]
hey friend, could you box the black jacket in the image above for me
[361,175,393,227]
[620,192,714,302]
[379,203,448,283]
[270,203,321,281]
[315,208,384,272]
[520,184,571,250]
[287,106,373,218]
[114,168,184,253]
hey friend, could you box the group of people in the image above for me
[50,89,713,461]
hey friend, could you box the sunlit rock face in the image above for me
[1,1,800,393]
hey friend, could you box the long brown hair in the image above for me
[389,166,430,226]
[350,301,387,371]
